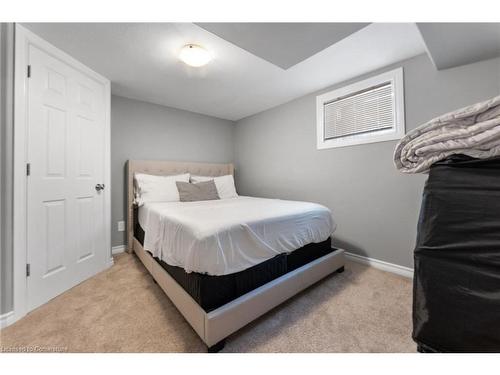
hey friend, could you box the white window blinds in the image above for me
[323,82,394,140]
[316,67,405,149]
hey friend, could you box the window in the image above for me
[316,67,405,149]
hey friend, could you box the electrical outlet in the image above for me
[117,221,125,232]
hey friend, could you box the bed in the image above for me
[126,160,345,352]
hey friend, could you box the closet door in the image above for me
[26,42,109,311]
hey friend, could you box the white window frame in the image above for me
[316,67,405,150]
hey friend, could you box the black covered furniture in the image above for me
[413,155,500,352]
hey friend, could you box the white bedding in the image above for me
[139,196,336,276]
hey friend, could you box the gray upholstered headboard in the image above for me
[126,160,234,252]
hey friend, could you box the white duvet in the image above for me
[139,196,336,276]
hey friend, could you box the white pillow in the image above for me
[134,173,190,205]
[190,174,238,199]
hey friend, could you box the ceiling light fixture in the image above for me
[179,44,212,67]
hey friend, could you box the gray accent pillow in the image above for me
[176,180,220,202]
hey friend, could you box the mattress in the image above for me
[138,196,336,275]
[136,221,334,311]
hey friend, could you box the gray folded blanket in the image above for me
[394,95,500,173]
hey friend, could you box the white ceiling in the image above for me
[23,22,426,121]
[417,23,500,70]
[196,23,370,69]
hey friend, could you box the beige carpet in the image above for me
[0,253,415,352]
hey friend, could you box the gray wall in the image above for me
[234,54,500,268]
[2,47,499,315]
[111,95,235,247]
[1,23,14,314]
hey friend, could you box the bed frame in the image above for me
[126,160,345,352]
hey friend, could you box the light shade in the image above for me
[179,44,212,67]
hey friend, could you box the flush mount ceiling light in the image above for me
[179,44,212,67]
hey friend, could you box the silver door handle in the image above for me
[95,184,105,192]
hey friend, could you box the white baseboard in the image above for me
[0,311,15,329]
[345,251,414,278]
[111,245,126,255]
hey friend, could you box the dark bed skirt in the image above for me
[156,239,334,311]
[134,221,334,311]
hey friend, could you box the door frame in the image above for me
[12,24,111,325]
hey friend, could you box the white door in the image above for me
[26,43,109,311]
